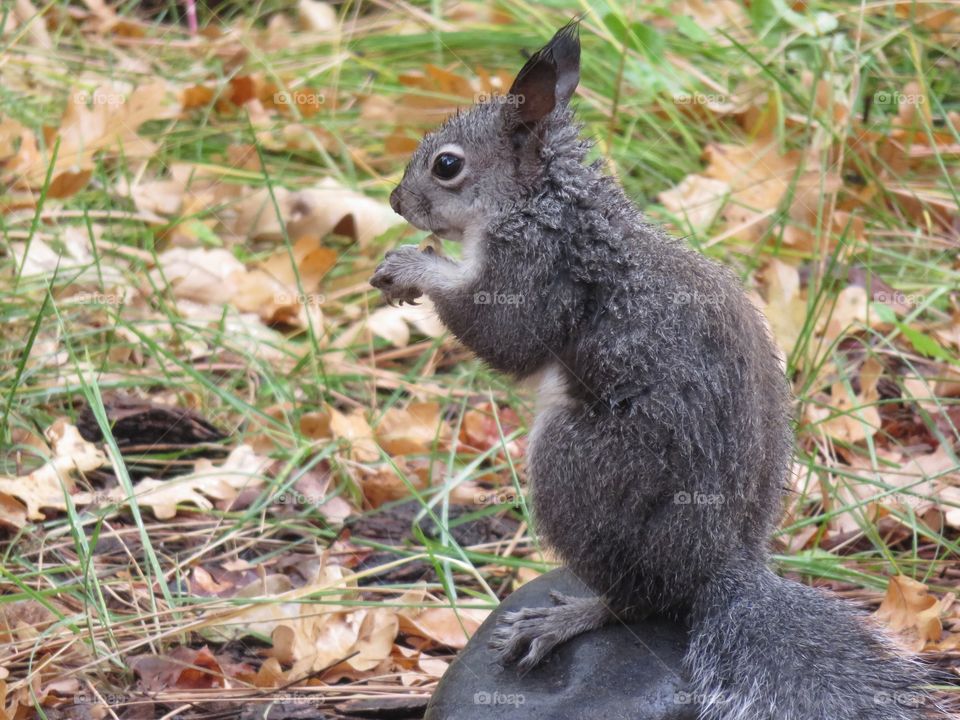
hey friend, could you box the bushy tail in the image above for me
[686,565,942,720]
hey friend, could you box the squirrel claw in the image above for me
[369,246,427,306]
[489,605,560,673]
[489,593,611,673]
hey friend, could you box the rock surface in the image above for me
[425,568,698,720]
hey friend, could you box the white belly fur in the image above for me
[527,362,575,455]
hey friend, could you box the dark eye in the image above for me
[432,152,464,181]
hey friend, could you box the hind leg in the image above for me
[488,591,613,673]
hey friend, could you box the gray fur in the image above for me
[371,24,942,720]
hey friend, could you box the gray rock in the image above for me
[425,568,698,720]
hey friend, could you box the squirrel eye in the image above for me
[431,152,464,182]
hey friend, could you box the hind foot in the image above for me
[488,590,612,673]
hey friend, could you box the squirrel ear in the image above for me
[508,20,581,127]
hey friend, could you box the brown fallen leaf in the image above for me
[396,585,490,650]
[658,174,729,234]
[703,142,842,250]
[755,259,806,360]
[181,83,217,111]
[0,598,91,665]
[289,464,356,522]
[190,566,235,596]
[0,420,107,528]
[231,565,399,677]
[359,63,513,156]
[76,445,270,520]
[130,646,249,692]
[154,242,328,330]
[4,82,180,196]
[805,379,881,445]
[229,178,400,248]
[81,0,149,36]
[297,0,337,33]
[328,406,380,463]
[234,235,337,326]
[875,575,944,650]
[10,0,52,48]
[153,247,247,306]
[298,409,331,440]
[459,402,524,459]
[376,403,448,456]
[122,177,185,220]
[357,461,430,509]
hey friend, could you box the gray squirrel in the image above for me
[371,22,942,720]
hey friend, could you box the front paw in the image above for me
[370,246,427,306]
[489,605,562,673]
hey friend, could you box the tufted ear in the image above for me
[508,20,581,127]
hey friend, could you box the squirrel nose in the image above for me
[389,187,402,215]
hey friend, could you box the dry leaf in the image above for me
[807,381,881,444]
[875,575,943,650]
[230,179,400,247]
[234,235,336,326]
[328,406,380,463]
[0,421,107,528]
[817,286,871,346]
[232,565,399,677]
[459,402,524,458]
[658,174,729,233]
[376,403,447,455]
[358,462,428,508]
[366,301,447,348]
[10,0,52,48]
[758,259,807,359]
[5,83,179,196]
[298,0,337,33]
[76,445,270,520]
[154,247,246,305]
[397,586,489,649]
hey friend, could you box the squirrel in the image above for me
[371,22,942,720]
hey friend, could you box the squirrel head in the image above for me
[389,21,582,242]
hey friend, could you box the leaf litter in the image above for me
[1,1,960,716]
